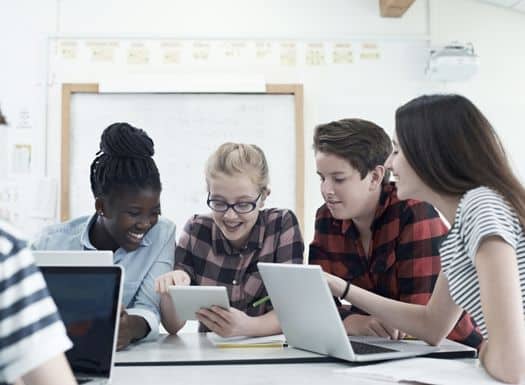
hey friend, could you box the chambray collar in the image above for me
[211,211,265,256]
[80,213,152,250]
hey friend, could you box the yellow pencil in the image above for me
[403,335,419,340]
[216,342,287,348]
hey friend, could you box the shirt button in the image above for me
[232,280,237,285]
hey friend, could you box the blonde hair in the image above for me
[205,142,269,192]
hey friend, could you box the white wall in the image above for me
[429,0,525,179]
[0,0,57,234]
[2,0,525,243]
[0,0,57,171]
[56,0,428,37]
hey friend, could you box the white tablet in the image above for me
[168,286,230,321]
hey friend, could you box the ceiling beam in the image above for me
[379,0,416,17]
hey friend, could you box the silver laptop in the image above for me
[41,266,123,384]
[258,263,441,362]
[33,250,113,266]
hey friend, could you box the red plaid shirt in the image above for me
[175,208,304,332]
[309,183,483,348]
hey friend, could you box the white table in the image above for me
[115,333,334,365]
[111,333,482,385]
[112,362,384,385]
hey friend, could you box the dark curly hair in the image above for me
[90,122,161,198]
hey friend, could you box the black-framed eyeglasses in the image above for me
[207,193,262,214]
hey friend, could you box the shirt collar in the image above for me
[80,214,98,250]
[80,213,152,250]
[339,182,396,235]
[370,182,396,229]
[212,211,265,255]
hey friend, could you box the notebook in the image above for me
[208,334,287,348]
[41,266,123,384]
[258,263,446,362]
[33,250,113,266]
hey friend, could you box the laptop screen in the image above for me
[40,266,121,378]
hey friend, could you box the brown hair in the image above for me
[313,118,392,184]
[205,142,269,192]
[396,94,525,227]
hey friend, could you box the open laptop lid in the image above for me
[40,265,123,380]
[33,250,113,266]
[258,263,356,359]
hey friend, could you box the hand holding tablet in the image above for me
[168,286,230,320]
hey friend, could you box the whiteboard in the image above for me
[63,85,303,234]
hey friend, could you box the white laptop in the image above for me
[41,266,123,384]
[258,263,441,362]
[33,250,113,266]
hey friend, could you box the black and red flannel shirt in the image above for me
[309,182,483,348]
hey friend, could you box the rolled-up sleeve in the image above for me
[127,221,176,340]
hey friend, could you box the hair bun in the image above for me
[100,122,154,159]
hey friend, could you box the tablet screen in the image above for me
[168,286,230,320]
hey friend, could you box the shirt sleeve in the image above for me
[29,228,50,250]
[173,218,197,282]
[273,210,304,264]
[460,188,519,263]
[252,210,303,314]
[126,221,176,340]
[0,239,72,384]
[308,207,353,318]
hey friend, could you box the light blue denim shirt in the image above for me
[31,214,176,340]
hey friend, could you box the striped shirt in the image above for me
[440,186,525,337]
[174,208,304,332]
[0,221,71,385]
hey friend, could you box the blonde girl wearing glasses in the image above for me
[155,142,304,337]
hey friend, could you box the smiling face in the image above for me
[207,172,265,250]
[96,186,161,252]
[315,151,383,221]
[384,135,426,201]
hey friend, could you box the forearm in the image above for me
[21,353,76,385]
[480,340,525,384]
[126,315,151,341]
[159,293,186,334]
[333,277,452,345]
[246,310,281,337]
[475,238,525,384]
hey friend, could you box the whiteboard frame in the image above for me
[60,83,305,229]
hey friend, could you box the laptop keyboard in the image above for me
[350,340,397,355]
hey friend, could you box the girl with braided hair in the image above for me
[33,122,176,350]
